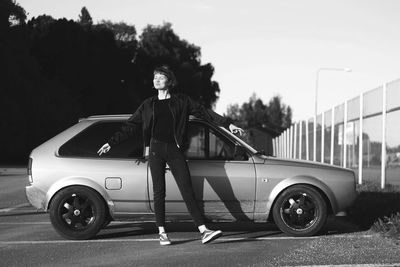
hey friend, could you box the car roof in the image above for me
[80,114,199,122]
[80,115,131,121]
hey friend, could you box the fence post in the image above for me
[299,121,303,159]
[381,84,387,189]
[278,136,281,157]
[358,94,363,184]
[313,115,317,161]
[306,120,309,160]
[344,101,348,168]
[272,138,276,157]
[294,123,298,159]
[283,130,286,158]
[330,108,335,165]
[321,112,325,163]
[289,125,293,158]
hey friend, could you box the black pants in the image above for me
[149,139,205,227]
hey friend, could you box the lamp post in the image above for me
[315,67,352,116]
[313,67,352,162]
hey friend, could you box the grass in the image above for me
[347,181,400,239]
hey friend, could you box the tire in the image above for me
[49,186,106,240]
[272,185,327,237]
[102,214,112,229]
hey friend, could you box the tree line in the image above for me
[0,0,291,164]
[226,93,292,132]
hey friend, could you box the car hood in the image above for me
[260,155,354,173]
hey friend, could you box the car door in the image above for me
[58,120,150,215]
[97,121,150,215]
[148,120,256,221]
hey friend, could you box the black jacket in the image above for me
[108,94,231,148]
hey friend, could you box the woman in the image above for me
[97,65,244,245]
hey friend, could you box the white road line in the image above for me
[0,222,51,225]
[0,221,154,225]
[0,203,32,213]
[0,235,374,245]
[295,265,400,267]
[0,239,159,245]
[0,210,45,214]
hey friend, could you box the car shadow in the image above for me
[322,215,361,234]
[96,217,360,242]
[347,190,400,230]
[183,122,253,222]
[95,223,155,239]
[193,174,253,222]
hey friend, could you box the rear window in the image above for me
[58,121,143,159]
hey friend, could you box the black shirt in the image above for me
[153,98,175,144]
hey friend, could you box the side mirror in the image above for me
[234,145,248,160]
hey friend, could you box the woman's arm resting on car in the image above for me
[229,124,244,136]
[187,96,244,133]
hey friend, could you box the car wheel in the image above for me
[272,185,327,237]
[49,186,106,240]
[102,214,112,229]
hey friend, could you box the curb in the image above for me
[0,167,27,175]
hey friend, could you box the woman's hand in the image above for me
[97,143,111,156]
[229,124,244,136]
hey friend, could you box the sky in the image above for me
[17,0,400,121]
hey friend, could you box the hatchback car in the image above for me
[26,115,357,240]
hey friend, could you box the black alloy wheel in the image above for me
[272,185,327,237]
[50,186,106,240]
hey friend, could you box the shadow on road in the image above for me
[95,216,361,242]
[347,191,400,230]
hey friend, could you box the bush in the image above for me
[372,213,400,239]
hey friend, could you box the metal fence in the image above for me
[273,79,400,188]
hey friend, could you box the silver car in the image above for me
[26,115,357,240]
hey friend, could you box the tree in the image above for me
[0,0,26,34]
[226,94,292,134]
[99,20,137,47]
[135,22,220,108]
[267,95,292,129]
[28,14,55,30]
[78,7,92,27]
[1,2,222,164]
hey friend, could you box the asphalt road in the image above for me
[1,170,400,267]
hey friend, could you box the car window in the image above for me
[185,122,236,160]
[58,121,143,159]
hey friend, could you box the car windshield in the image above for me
[219,126,258,154]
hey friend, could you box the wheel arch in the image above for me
[266,176,337,221]
[45,177,114,218]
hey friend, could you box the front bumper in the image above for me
[25,185,47,211]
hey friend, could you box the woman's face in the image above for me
[153,72,169,90]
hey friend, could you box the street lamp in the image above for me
[315,67,352,116]
[313,67,352,162]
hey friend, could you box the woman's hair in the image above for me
[153,65,177,89]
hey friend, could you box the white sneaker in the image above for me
[201,229,222,244]
[159,232,171,246]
